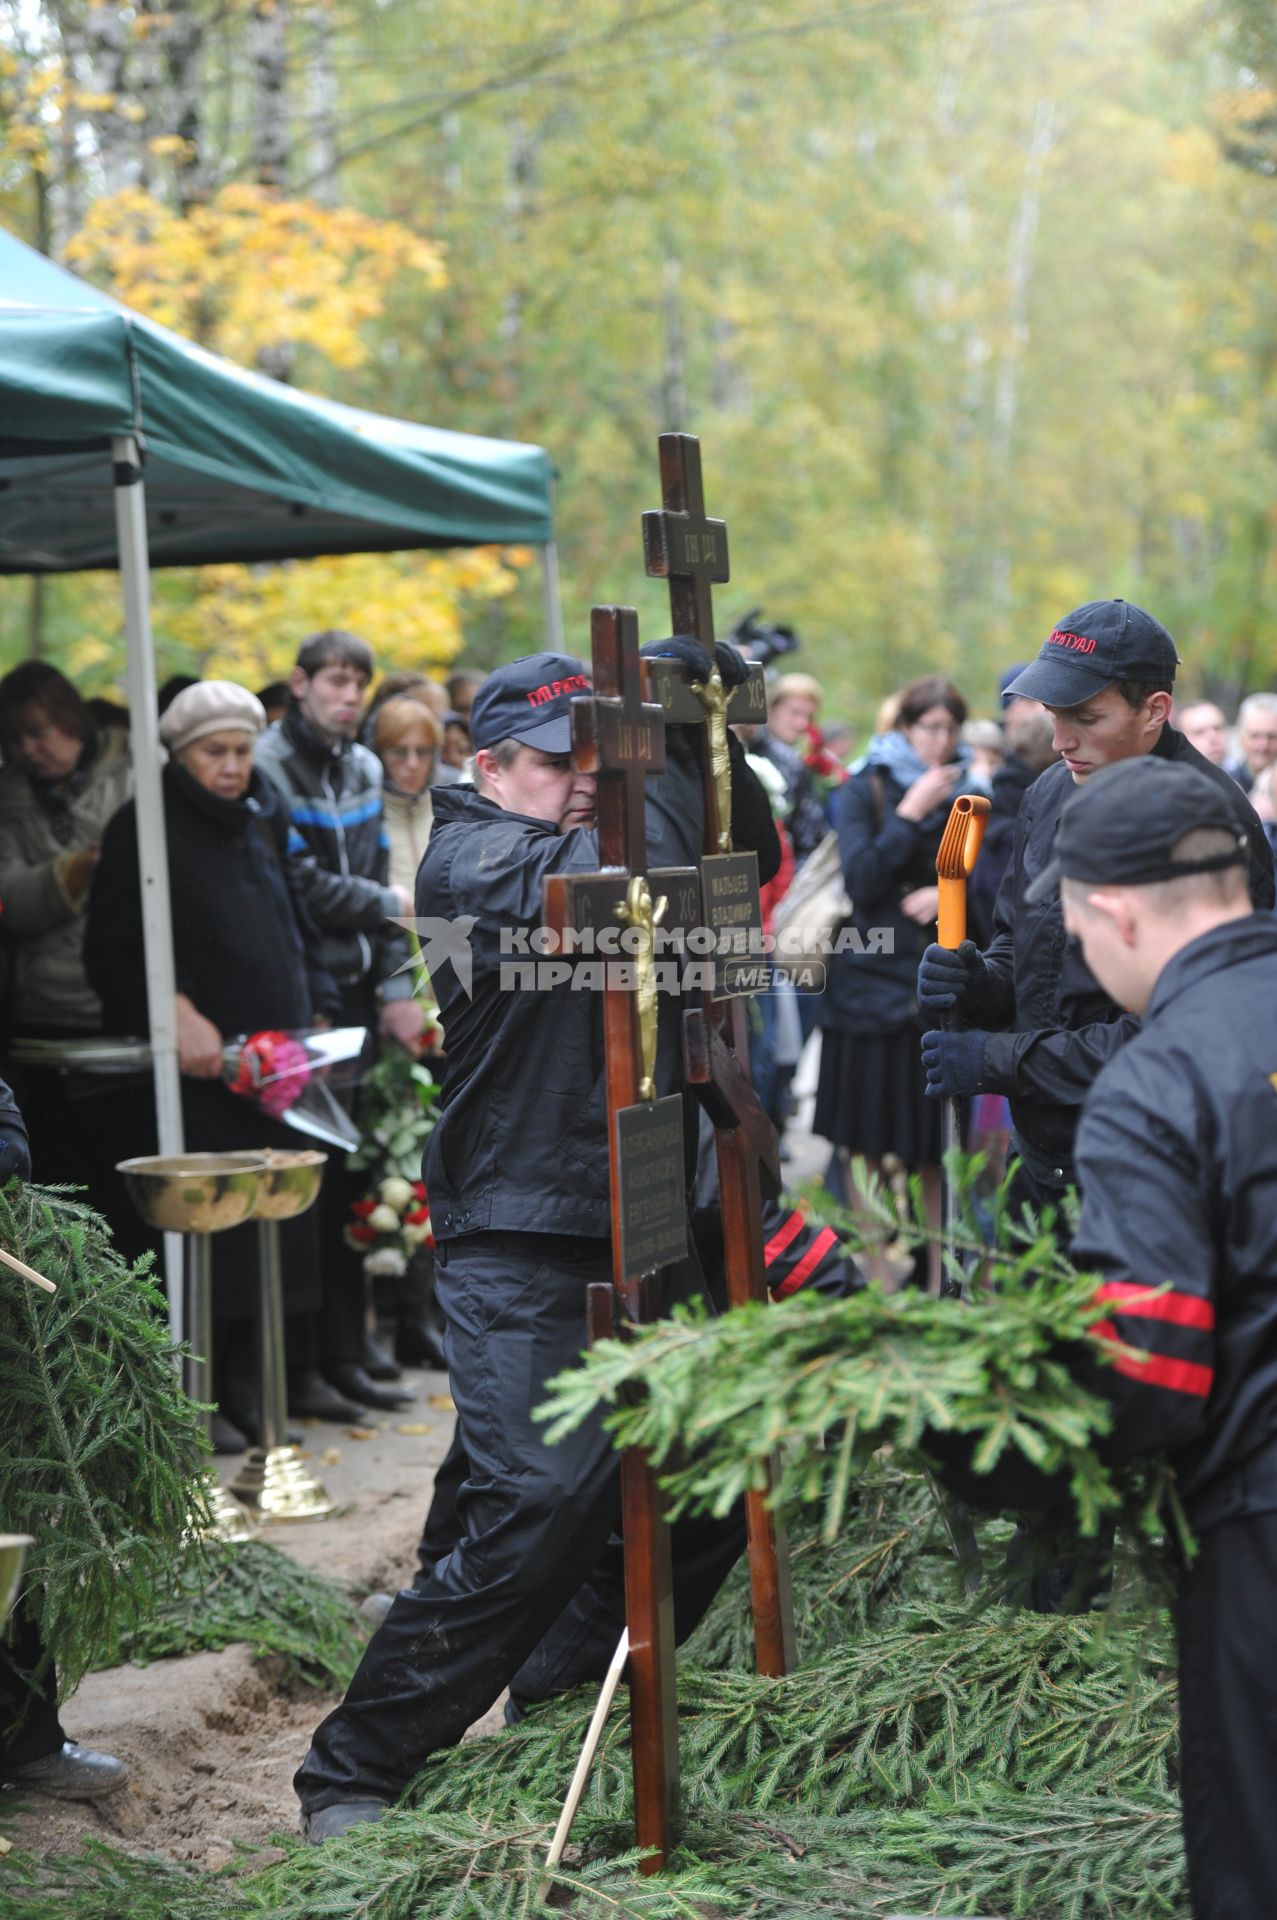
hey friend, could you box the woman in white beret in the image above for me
[86,680,342,1449]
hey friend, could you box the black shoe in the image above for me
[288,1367,367,1423]
[1,1741,129,1800]
[394,1320,447,1371]
[360,1332,403,1382]
[220,1393,303,1448]
[211,1410,249,1454]
[324,1364,416,1413]
[302,1797,390,1843]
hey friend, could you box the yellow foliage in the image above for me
[157,548,527,683]
[146,135,196,161]
[65,185,447,371]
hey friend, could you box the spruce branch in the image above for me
[0,1184,209,1706]
[537,1155,1171,1560]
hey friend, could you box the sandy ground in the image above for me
[0,1357,512,1869]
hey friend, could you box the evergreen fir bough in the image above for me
[537,1163,1178,1568]
[103,1539,368,1691]
[0,1183,208,1700]
[0,1164,1193,1918]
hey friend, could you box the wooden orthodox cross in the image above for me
[542,604,699,1872]
[642,430,798,1679]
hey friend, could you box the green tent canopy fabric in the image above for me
[0,227,555,570]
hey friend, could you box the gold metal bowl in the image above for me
[0,1533,33,1626]
[115,1153,268,1233]
[251,1148,328,1221]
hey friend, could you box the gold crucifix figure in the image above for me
[692,667,733,854]
[617,874,667,1100]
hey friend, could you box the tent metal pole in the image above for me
[539,539,564,650]
[111,435,186,1339]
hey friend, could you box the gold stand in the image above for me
[117,1153,268,1542]
[0,1533,33,1626]
[186,1231,256,1540]
[230,1152,334,1521]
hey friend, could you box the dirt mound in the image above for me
[0,1370,512,1869]
[2,1643,326,1868]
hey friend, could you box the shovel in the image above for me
[930,793,991,1598]
[934,793,991,1299]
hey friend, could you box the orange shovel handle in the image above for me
[935,794,991,950]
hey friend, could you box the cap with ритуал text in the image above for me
[1004,600,1180,711]
[467,651,592,756]
[1025,757,1249,905]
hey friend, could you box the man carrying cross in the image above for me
[294,643,780,1840]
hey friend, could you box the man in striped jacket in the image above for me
[1036,753,1277,1920]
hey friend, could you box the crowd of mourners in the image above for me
[3,607,1277,1918]
[0,636,486,1446]
[0,624,1273,1437]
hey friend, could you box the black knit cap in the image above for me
[1025,757,1248,903]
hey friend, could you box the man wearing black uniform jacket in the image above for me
[1028,756,1277,1919]
[295,640,781,1840]
[917,599,1274,1213]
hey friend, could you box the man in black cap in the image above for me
[1027,755,1277,1919]
[917,598,1273,1214]
[294,642,780,1839]
[967,668,1057,947]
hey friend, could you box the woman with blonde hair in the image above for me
[372,697,442,899]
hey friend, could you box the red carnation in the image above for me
[350,1199,378,1219]
[412,1181,427,1201]
[348,1223,376,1246]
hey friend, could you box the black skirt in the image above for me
[813,1025,943,1165]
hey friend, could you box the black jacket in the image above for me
[967,752,1037,950]
[819,763,955,1036]
[254,708,412,998]
[964,727,1274,1184]
[0,1074,29,1184]
[753,731,827,864]
[1071,915,1277,1527]
[421,735,779,1242]
[87,763,340,1038]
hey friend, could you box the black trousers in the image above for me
[295,1230,743,1811]
[1178,1509,1277,1918]
[0,1605,64,1767]
[412,1419,737,1708]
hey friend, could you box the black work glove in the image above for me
[921,1027,989,1100]
[0,1125,31,1185]
[917,939,989,1015]
[641,635,750,688]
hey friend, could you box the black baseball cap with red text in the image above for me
[468,652,592,755]
[1004,600,1180,710]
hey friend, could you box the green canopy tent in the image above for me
[0,226,558,1324]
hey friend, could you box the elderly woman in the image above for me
[86,682,344,1446]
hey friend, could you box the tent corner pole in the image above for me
[111,434,186,1340]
